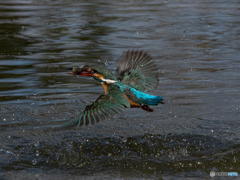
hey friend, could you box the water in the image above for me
[0,0,240,179]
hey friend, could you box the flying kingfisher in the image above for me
[69,50,164,127]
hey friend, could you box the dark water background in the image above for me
[0,0,240,179]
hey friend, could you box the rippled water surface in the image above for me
[0,0,240,179]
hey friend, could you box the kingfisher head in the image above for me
[71,65,103,79]
[72,65,97,76]
[71,65,117,84]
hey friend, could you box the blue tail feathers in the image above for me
[152,95,164,105]
[129,87,164,105]
[144,95,164,105]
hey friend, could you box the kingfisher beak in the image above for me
[70,66,94,76]
[67,67,74,75]
[77,71,93,76]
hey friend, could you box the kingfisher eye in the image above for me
[92,69,98,73]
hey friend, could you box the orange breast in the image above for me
[101,83,109,95]
[100,81,140,108]
[123,94,141,107]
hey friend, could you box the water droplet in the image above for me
[34,141,40,147]
[32,159,37,165]
[36,150,40,157]
[6,150,14,155]
[122,138,127,143]
[233,156,237,163]
[104,59,109,66]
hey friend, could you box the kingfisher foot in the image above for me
[141,105,153,112]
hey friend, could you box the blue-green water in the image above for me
[0,0,240,179]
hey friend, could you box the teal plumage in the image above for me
[114,82,163,105]
[68,50,164,127]
[128,88,163,105]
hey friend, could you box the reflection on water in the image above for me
[0,0,240,178]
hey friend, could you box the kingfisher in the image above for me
[69,50,164,127]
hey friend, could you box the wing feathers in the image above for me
[117,50,159,91]
[71,86,130,127]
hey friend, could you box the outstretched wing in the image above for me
[69,85,130,127]
[116,50,159,92]
[92,64,117,80]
